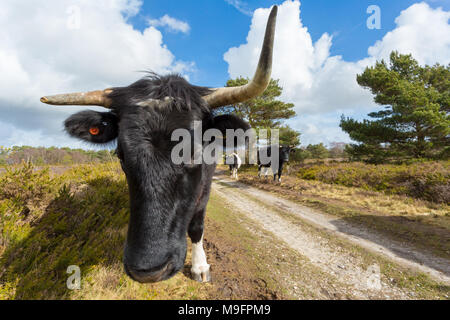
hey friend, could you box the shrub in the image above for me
[0,161,55,205]
[0,161,129,299]
[296,161,450,203]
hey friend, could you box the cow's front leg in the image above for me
[191,235,210,282]
[188,209,211,282]
[277,163,284,182]
[263,167,269,179]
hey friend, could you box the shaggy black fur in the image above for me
[209,114,250,134]
[63,74,249,283]
[108,73,212,112]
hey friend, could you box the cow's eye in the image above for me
[64,110,118,144]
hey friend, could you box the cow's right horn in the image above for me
[203,5,278,109]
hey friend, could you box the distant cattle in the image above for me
[226,153,242,179]
[258,145,295,182]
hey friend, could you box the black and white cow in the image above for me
[40,7,278,283]
[258,145,295,182]
[226,153,242,179]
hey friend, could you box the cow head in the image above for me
[280,146,296,163]
[40,7,277,283]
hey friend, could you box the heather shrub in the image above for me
[0,161,56,205]
[0,162,130,299]
[296,161,450,203]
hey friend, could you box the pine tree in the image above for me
[217,77,296,128]
[279,125,301,146]
[306,143,330,159]
[341,52,450,162]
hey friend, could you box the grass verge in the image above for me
[0,162,290,300]
[222,185,449,299]
[233,166,449,261]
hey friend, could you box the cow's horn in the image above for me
[203,5,277,109]
[40,89,113,108]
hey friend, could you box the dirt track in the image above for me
[212,175,450,299]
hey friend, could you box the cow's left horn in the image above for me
[40,89,113,108]
[203,5,278,109]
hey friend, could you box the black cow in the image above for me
[40,7,278,283]
[258,145,295,182]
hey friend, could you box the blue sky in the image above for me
[0,0,449,148]
[129,0,449,87]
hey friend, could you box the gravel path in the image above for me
[212,176,450,299]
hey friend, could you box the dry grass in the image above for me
[0,162,287,300]
[232,165,449,259]
[238,165,449,217]
[293,161,450,203]
[1,162,448,300]
[69,255,212,300]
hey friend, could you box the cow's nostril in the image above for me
[125,260,174,283]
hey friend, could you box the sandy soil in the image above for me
[212,175,450,299]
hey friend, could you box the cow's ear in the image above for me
[290,148,296,153]
[210,114,250,134]
[64,111,118,144]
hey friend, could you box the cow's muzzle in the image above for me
[124,259,174,283]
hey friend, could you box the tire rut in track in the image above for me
[212,177,450,299]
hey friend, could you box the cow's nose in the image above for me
[124,260,174,283]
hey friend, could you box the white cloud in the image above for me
[367,3,450,65]
[224,1,450,145]
[148,15,190,34]
[0,0,192,148]
[2,1,449,149]
[225,0,253,16]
